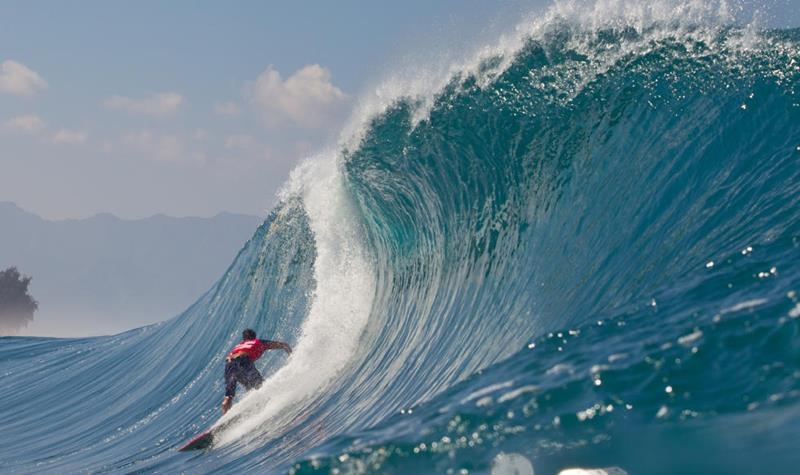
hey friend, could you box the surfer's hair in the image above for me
[243,329,256,340]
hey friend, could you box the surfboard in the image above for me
[178,429,214,451]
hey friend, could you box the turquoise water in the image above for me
[2,2,799,474]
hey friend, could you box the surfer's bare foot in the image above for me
[221,396,232,414]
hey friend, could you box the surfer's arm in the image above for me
[260,339,292,355]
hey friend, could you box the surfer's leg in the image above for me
[221,396,233,414]
[224,361,239,398]
[222,361,238,414]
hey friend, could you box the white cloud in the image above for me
[122,130,204,164]
[193,128,209,141]
[0,60,47,96]
[248,64,348,128]
[215,101,241,116]
[52,129,88,144]
[3,114,45,133]
[4,114,87,145]
[104,92,184,117]
[99,139,114,153]
[224,134,255,150]
[122,130,153,147]
[155,135,185,161]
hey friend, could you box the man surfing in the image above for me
[221,328,292,414]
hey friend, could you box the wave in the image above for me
[2,1,799,473]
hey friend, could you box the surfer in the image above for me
[221,329,292,414]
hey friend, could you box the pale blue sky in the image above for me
[1,0,797,219]
[1,0,540,219]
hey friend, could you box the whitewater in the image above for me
[2,1,799,473]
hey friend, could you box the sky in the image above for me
[2,0,798,220]
[0,0,541,220]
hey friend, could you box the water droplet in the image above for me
[788,303,800,319]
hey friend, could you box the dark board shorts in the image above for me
[224,356,263,398]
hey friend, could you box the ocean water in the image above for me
[2,1,799,474]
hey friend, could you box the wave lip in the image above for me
[214,151,376,451]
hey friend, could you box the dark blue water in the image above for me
[2,2,799,474]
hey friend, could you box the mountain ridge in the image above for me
[0,202,263,337]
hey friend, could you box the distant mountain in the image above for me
[0,202,262,337]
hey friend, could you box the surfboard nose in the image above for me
[178,430,214,451]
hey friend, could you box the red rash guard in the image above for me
[227,339,284,361]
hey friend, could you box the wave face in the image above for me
[2,2,799,474]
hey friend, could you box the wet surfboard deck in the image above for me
[178,429,214,451]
